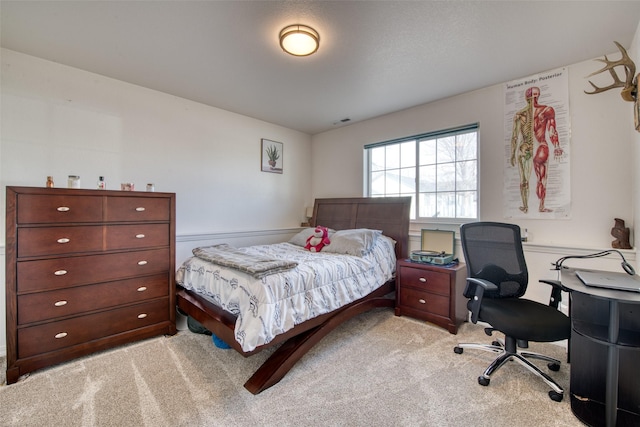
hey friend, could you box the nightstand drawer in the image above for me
[17,273,169,324]
[400,266,450,295]
[395,260,467,334]
[398,287,449,317]
[18,298,170,359]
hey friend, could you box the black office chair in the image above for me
[453,222,570,402]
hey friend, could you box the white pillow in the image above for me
[323,229,382,256]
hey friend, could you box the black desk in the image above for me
[561,268,640,427]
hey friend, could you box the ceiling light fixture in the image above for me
[279,24,319,57]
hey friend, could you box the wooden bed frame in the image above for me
[176,196,411,394]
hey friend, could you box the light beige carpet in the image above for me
[0,309,582,426]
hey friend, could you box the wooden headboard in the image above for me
[311,197,412,260]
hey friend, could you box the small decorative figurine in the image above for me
[611,218,632,249]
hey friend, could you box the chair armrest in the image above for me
[539,279,565,309]
[465,278,498,323]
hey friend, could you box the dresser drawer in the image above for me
[17,248,171,293]
[400,266,450,295]
[17,226,103,257]
[17,298,169,359]
[398,287,449,317]
[105,197,171,222]
[17,273,169,324]
[105,224,169,250]
[16,194,103,224]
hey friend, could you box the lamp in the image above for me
[279,24,319,56]
[301,206,314,227]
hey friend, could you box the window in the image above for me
[366,124,478,222]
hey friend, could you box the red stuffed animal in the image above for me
[304,226,331,252]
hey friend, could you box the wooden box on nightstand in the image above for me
[395,259,467,334]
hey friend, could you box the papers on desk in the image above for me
[575,270,640,293]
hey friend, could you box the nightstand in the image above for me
[395,259,467,334]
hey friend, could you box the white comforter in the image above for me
[175,237,396,352]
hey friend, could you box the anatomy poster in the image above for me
[503,67,571,219]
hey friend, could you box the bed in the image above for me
[175,197,411,394]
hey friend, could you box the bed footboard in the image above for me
[244,281,395,394]
[177,280,395,394]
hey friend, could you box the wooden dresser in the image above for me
[395,259,467,334]
[5,186,176,384]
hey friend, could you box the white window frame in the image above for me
[365,123,479,227]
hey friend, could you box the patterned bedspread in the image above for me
[175,236,397,352]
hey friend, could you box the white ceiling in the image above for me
[2,1,640,135]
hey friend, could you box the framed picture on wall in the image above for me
[261,139,283,174]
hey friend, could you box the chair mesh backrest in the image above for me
[460,222,528,299]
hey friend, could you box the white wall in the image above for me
[311,49,638,305]
[311,59,634,249]
[0,48,313,356]
[1,49,313,235]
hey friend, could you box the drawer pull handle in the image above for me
[138,260,148,266]
[57,238,70,244]
[57,206,70,212]
[54,270,68,276]
[55,332,68,339]
[54,300,68,307]
[135,234,145,239]
[137,286,147,292]
[418,299,426,304]
[136,207,146,212]
[419,277,427,283]
[138,313,148,319]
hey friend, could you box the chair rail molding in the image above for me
[177,227,302,243]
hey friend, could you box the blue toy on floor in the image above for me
[212,334,231,349]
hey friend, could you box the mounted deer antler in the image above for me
[585,41,638,102]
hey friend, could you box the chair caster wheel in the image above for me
[454,346,463,354]
[548,362,560,371]
[548,390,563,402]
[478,376,490,386]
